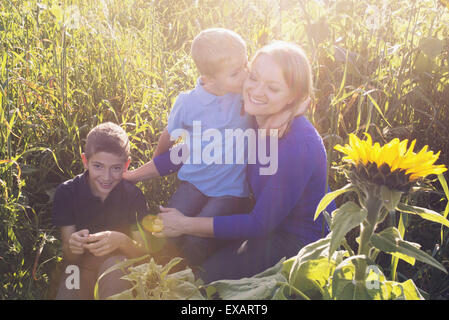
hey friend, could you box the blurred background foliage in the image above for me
[0,0,448,299]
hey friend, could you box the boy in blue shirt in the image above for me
[123,28,253,266]
[52,122,149,299]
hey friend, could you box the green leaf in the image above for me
[49,3,63,23]
[135,218,150,254]
[365,277,424,300]
[391,212,408,281]
[271,286,289,300]
[329,201,367,258]
[331,255,369,300]
[366,93,392,128]
[419,37,443,59]
[370,227,447,274]
[161,256,183,278]
[207,259,286,300]
[365,266,388,300]
[438,173,449,244]
[396,202,449,229]
[288,257,335,300]
[415,52,433,73]
[165,269,205,300]
[104,257,204,300]
[284,236,331,284]
[391,252,416,266]
[314,184,357,220]
[380,185,403,211]
[375,279,424,300]
[397,279,425,300]
[94,255,149,300]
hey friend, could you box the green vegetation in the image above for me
[1,0,448,299]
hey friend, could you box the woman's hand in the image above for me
[83,231,126,257]
[155,206,188,238]
[122,169,138,184]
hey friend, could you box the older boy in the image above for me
[52,122,148,299]
[123,28,253,267]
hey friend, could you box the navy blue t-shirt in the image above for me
[52,171,149,236]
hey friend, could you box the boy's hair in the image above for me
[191,28,247,77]
[84,122,130,160]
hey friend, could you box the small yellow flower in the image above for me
[334,133,447,191]
[142,215,164,233]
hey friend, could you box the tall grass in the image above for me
[1,0,448,299]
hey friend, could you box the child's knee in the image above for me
[98,255,127,276]
[97,255,130,299]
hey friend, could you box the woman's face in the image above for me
[243,53,294,117]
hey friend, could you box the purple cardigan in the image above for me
[154,116,333,247]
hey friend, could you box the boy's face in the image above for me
[82,151,130,201]
[203,55,248,96]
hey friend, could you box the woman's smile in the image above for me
[247,92,266,105]
[243,53,293,117]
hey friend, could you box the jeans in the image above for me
[166,180,252,267]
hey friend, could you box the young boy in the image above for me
[52,122,148,299]
[123,28,253,266]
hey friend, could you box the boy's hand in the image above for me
[68,229,90,255]
[83,231,125,257]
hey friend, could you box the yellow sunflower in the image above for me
[334,133,447,192]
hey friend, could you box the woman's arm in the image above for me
[123,144,186,183]
[122,160,161,183]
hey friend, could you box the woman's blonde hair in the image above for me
[250,41,313,133]
[191,28,247,77]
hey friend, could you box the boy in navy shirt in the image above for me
[123,28,253,266]
[52,122,148,299]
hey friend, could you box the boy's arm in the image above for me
[83,190,149,258]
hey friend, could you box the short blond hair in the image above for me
[191,28,247,77]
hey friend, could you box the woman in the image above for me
[153,41,334,283]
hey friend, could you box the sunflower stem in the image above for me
[354,193,383,293]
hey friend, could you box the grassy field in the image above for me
[1,0,449,299]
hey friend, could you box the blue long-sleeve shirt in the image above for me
[154,116,334,246]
